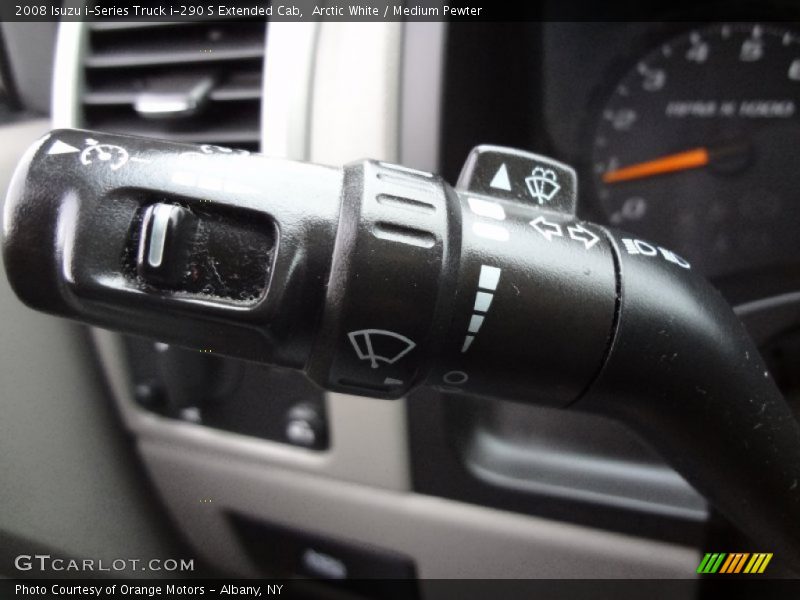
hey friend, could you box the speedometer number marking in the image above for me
[638,63,667,91]
[686,32,709,63]
[789,59,800,81]
[740,26,764,62]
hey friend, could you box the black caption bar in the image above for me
[5,578,800,600]
[2,0,799,22]
[5,1,493,22]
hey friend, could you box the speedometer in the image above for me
[591,23,800,278]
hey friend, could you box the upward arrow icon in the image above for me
[489,163,512,191]
[47,140,80,155]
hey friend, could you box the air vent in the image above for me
[81,20,266,151]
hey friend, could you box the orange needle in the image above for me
[602,147,710,184]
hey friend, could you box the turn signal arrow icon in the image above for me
[529,215,563,241]
[567,223,600,250]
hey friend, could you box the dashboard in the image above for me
[443,18,800,409]
[447,21,800,292]
[1,5,800,589]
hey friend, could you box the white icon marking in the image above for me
[658,247,692,269]
[468,197,506,221]
[567,224,600,250]
[622,238,638,254]
[621,238,691,269]
[472,222,509,242]
[467,315,485,334]
[443,371,469,385]
[200,144,250,157]
[474,291,494,313]
[489,163,512,191]
[47,140,80,155]
[622,238,657,256]
[529,215,563,241]
[461,336,475,353]
[80,139,129,170]
[130,156,151,164]
[347,329,416,369]
[478,265,502,291]
[383,377,404,386]
[525,166,561,204]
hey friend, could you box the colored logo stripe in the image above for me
[697,553,726,574]
[719,553,749,573]
[744,553,773,574]
[697,552,773,574]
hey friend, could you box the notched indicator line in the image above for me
[468,315,485,333]
[377,161,433,178]
[375,171,436,196]
[467,194,511,243]
[462,265,502,353]
[472,222,509,242]
[372,222,436,248]
[478,265,501,291]
[468,197,506,221]
[376,193,436,214]
[473,291,494,313]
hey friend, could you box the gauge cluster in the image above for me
[540,19,800,297]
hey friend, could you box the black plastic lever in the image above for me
[3,129,800,570]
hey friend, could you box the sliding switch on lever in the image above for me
[3,129,800,570]
[137,202,198,287]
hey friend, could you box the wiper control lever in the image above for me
[4,130,800,568]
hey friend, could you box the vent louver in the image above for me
[82,19,266,151]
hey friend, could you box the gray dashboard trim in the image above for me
[141,434,701,580]
[1,22,58,114]
[0,119,185,575]
[400,21,446,173]
[92,330,412,491]
[261,22,319,160]
[51,21,85,128]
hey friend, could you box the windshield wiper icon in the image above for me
[525,166,561,205]
[347,329,416,369]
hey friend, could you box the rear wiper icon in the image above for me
[347,329,416,369]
